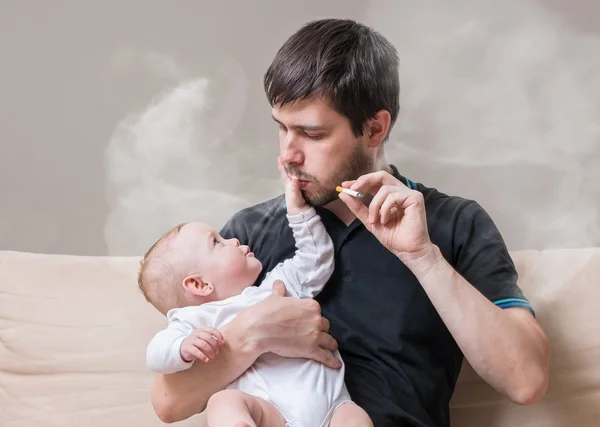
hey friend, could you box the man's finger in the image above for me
[313,349,342,369]
[381,204,403,225]
[338,192,369,225]
[318,331,338,352]
[379,191,407,224]
[320,317,330,333]
[350,170,403,195]
[271,279,287,296]
[368,185,396,224]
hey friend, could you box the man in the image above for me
[151,18,550,427]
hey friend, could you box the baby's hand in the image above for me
[180,327,224,363]
[277,156,308,215]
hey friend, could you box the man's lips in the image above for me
[286,172,312,189]
[297,180,310,189]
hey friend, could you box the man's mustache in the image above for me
[284,167,317,182]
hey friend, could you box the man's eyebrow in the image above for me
[271,114,328,131]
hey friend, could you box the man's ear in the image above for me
[365,109,392,147]
[182,274,214,297]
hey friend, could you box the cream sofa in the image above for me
[1,248,599,427]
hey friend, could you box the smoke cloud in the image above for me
[366,0,600,249]
[103,1,599,254]
[103,49,280,256]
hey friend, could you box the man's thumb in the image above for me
[339,192,369,224]
[271,280,287,296]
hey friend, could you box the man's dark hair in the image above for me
[264,18,400,139]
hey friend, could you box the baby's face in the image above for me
[174,222,263,299]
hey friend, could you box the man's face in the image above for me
[272,97,373,207]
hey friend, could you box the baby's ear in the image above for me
[182,275,214,297]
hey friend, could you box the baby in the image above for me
[138,158,373,427]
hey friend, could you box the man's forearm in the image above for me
[151,319,260,423]
[402,244,550,405]
[151,281,341,422]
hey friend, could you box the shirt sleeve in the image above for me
[452,200,535,316]
[260,207,334,299]
[145,309,195,374]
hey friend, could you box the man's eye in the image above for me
[306,134,324,140]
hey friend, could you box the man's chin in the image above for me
[302,189,338,207]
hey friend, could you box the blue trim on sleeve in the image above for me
[493,298,536,316]
[493,298,529,305]
[405,177,416,190]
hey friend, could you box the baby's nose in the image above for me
[228,238,240,246]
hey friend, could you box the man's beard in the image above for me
[294,143,374,207]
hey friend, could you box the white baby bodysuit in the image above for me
[146,206,352,427]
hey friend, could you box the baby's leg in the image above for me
[206,389,286,427]
[329,402,373,427]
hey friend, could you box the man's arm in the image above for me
[403,246,550,405]
[150,314,258,423]
[338,170,550,405]
[150,282,341,423]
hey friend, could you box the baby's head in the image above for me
[138,222,263,315]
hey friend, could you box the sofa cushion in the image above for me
[0,251,200,427]
[1,248,599,427]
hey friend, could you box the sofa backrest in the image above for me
[1,248,599,427]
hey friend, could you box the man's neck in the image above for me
[323,162,394,226]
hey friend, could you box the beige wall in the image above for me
[1,0,598,256]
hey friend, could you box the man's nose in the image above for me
[280,136,304,165]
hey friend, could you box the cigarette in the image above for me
[336,186,364,199]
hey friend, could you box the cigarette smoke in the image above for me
[102,48,280,256]
[366,0,600,249]
[103,0,600,254]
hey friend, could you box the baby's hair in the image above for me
[138,223,190,315]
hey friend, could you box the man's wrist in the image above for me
[397,243,447,280]
[225,308,267,359]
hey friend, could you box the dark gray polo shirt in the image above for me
[219,165,533,427]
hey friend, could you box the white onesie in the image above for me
[146,207,352,427]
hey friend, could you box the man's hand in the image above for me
[339,170,439,270]
[340,172,550,406]
[180,328,224,363]
[242,280,341,369]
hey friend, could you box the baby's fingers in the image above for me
[188,345,211,362]
[192,337,218,359]
[204,327,224,344]
[193,330,221,354]
[289,176,300,191]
